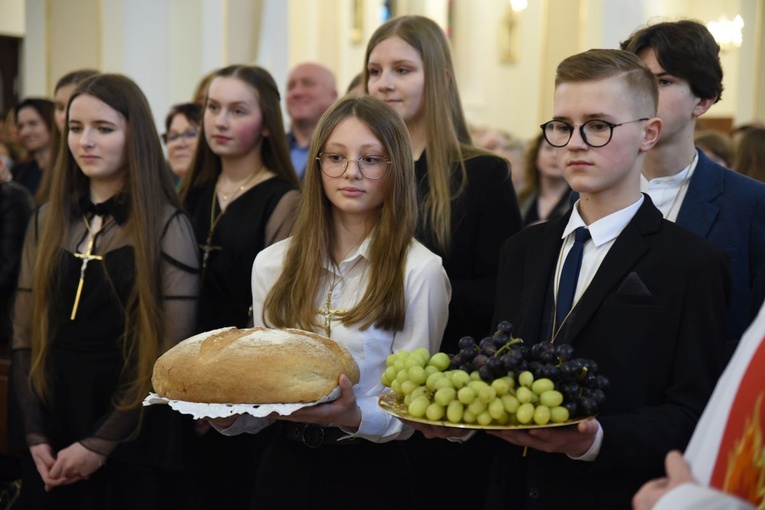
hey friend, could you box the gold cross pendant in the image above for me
[199,236,222,271]
[70,237,104,320]
[317,290,345,337]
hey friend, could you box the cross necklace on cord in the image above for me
[317,249,364,337]
[70,214,113,320]
[200,169,263,275]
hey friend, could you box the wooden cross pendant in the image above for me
[70,237,103,320]
[318,290,345,337]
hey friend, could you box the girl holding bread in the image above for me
[11,74,200,509]
[216,95,450,509]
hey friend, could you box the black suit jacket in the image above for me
[488,196,731,509]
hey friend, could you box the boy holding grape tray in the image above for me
[482,49,732,509]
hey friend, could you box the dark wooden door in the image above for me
[0,35,21,117]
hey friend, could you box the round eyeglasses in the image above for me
[540,118,649,148]
[316,152,391,180]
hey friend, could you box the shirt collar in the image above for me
[323,236,372,274]
[640,151,699,188]
[564,195,644,248]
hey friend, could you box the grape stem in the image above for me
[495,337,524,356]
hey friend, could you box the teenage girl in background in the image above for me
[364,15,522,354]
[179,64,300,509]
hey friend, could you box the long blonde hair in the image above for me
[364,15,487,254]
[30,74,179,409]
[263,96,417,331]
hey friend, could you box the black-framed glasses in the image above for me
[540,118,649,148]
[162,129,198,145]
[316,152,391,180]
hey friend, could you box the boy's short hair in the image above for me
[620,19,723,104]
[555,49,658,116]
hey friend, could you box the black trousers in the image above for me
[252,425,415,510]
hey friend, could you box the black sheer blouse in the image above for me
[12,201,199,460]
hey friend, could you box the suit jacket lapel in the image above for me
[565,198,663,343]
[676,149,723,238]
[521,218,567,343]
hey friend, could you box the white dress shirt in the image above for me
[640,152,698,222]
[219,236,451,443]
[556,195,644,311]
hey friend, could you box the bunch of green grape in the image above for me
[381,347,571,426]
[382,322,609,427]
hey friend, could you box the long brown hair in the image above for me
[179,65,298,201]
[30,74,179,408]
[363,15,491,254]
[263,95,417,331]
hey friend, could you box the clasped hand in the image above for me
[31,442,105,491]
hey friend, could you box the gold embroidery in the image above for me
[723,394,765,507]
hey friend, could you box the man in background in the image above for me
[285,62,338,178]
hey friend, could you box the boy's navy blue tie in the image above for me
[557,227,591,326]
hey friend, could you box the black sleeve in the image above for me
[0,183,33,298]
[444,156,522,348]
[81,209,200,455]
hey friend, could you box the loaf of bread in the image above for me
[152,327,360,404]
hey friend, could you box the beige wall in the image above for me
[4,0,763,138]
[0,0,24,36]
[48,0,99,93]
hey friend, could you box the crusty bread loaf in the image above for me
[152,327,360,403]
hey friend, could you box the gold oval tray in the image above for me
[378,392,593,430]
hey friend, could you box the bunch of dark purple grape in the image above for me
[448,321,609,418]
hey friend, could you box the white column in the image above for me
[169,0,204,103]
[200,0,225,73]
[118,0,172,135]
[20,0,45,96]
[260,0,290,122]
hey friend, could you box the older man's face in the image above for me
[286,64,338,125]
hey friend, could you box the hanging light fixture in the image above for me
[707,15,744,50]
[509,0,528,13]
